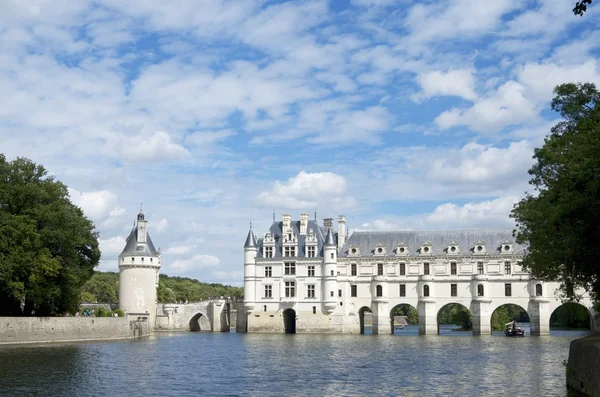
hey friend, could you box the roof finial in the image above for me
[273,210,275,223]
[250,219,252,230]
[314,208,317,221]
[140,202,143,212]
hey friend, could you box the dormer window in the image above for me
[500,240,513,254]
[374,244,387,256]
[348,246,361,257]
[395,242,409,256]
[420,241,433,255]
[447,241,459,255]
[474,240,487,255]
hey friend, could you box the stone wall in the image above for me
[567,333,600,397]
[0,316,150,345]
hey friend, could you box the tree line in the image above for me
[81,271,243,304]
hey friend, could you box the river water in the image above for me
[0,325,588,397]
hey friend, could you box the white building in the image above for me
[118,210,161,324]
[242,214,594,335]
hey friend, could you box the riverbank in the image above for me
[0,316,150,345]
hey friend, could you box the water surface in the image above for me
[0,326,588,397]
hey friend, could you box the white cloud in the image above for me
[413,69,477,101]
[165,245,194,255]
[68,188,124,224]
[155,218,168,232]
[427,141,534,183]
[169,254,220,272]
[117,131,191,162]
[99,236,126,258]
[426,195,519,228]
[255,171,357,210]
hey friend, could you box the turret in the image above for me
[118,209,161,326]
[243,227,258,313]
[322,228,337,314]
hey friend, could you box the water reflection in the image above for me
[0,329,588,397]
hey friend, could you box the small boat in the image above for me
[504,321,525,337]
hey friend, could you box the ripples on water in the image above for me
[0,326,588,397]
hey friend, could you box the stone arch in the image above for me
[436,302,472,334]
[389,303,418,334]
[283,308,296,334]
[490,303,530,333]
[550,302,592,331]
[358,306,372,335]
[189,312,211,332]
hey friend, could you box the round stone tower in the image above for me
[322,228,338,314]
[118,210,161,324]
[243,227,257,314]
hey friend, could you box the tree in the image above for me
[573,0,593,16]
[511,83,600,302]
[0,155,100,316]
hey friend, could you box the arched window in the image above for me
[376,285,383,297]
[535,284,542,297]
[423,285,430,297]
[477,284,484,296]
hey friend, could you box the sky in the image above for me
[1,0,600,286]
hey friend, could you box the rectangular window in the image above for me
[424,263,430,275]
[505,283,512,297]
[351,264,357,276]
[264,266,272,278]
[307,284,315,298]
[504,261,511,275]
[451,262,457,275]
[264,305,267,312]
[338,289,342,297]
[264,247,273,258]
[264,285,272,298]
[284,262,296,275]
[330,253,334,259]
[330,291,334,297]
[307,246,316,258]
[377,263,384,276]
[451,283,457,297]
[285,281,295,297]
[307,265,315,277]
[400,263,406,276]
[477,262,484,275]
[351,285,357,297]
[399,284,406,297]
[284,246,296,257]
[313,306,316,314]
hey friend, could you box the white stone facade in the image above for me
[243,215,594,335]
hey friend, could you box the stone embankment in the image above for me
[567,332,600,397]
[0,316,150,345]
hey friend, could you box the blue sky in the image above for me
[1,0,599,286]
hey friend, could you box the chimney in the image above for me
[337,215,346,251]
[300,213,308,235]
[323,217,333,231]
[282,214,291,234]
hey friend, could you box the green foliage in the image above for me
[438,304,472,330]
[550,303,590,329]
[113,309,124,317]
[156,274,243,303]
[80,291,96,303]
[573,0,593,16]
[512,83,600,303]
[392,304,418,325]
[491,304,529,330]
[81,271,118,303]
[0,155,100,316]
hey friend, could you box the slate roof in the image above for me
[244,229,257,248]
[256,220,329,258]
[119,227,160,257]
[339,229,523,257]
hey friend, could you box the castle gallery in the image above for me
[241,213,569,335]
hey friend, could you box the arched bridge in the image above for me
[154,299,237,332]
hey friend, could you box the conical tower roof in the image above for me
[244,228,257,248]
[324,228,336,246]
